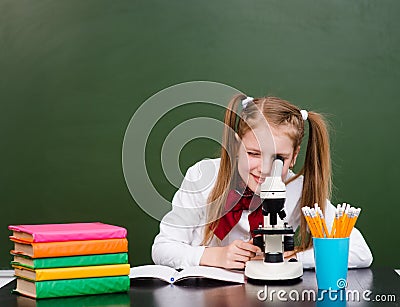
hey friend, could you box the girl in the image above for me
[152,94,373,269]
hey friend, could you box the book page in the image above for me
[0,270,15,289]
[130,265,244,284]
[177,266,244,283]
[130,265,177,283]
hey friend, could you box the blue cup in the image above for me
[313,237,350,290]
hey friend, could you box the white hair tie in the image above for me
[241,96,253,109]
[300,109,308,121]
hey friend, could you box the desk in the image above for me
[0,268,398,306]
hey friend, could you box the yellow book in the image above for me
[13,263,130,281]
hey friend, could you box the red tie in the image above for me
[213,188,263,241]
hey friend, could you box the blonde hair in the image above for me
[202,94,331,252]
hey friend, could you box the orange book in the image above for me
[10,238,128,258]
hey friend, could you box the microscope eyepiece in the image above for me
[274,155,285,163]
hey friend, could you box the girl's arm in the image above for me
[200,240,261,269]
[152,159,215,269]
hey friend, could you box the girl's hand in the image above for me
[284,251,297,260]
[200,240,262,269]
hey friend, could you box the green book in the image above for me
[16,291,131,306]
[11,253,128,269]
[14,275,130,299]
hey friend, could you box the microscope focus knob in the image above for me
[253,235,264,250]
[284,235,295,251]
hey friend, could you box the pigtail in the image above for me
[298,112,332,250]
[202,93,246,245]
[219,94,247,188]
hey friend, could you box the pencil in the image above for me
[345,208,361,237]
[302,203,362,239]
[342,207,353,237]
[330,209,339,238]
[339,204,348,238]
[316,207,329,238]
[310,208,324,238]
[302,207,317,237]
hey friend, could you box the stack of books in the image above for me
[8,222,130,299]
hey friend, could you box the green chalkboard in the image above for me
[1,0,399,269]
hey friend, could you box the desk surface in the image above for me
[0,268,399,306]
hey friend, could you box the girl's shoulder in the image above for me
[286,170,304,195]
[286,169,304,184]
[185,158,221,179]
[180,158,220,193]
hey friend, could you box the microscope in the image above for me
[245,157,303,281]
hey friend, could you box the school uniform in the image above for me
[152,158,373,269]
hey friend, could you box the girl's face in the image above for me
[236,126,299,194]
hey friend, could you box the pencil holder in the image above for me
[313,237,349,290]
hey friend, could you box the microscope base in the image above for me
[245,259,303,281]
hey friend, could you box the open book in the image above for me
[129,265,244,284]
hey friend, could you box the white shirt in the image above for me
[152,158,373,269]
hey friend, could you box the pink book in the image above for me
[8,222,127,243]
